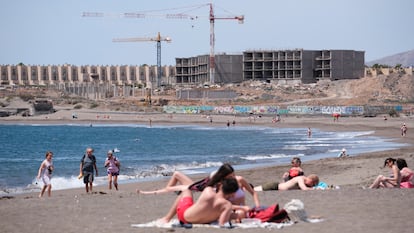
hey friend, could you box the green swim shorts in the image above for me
[262,182,279,191]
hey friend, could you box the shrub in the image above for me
[388,108,399,117]
[90,102,99,109]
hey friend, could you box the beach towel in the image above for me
[131,199,323,229]
[131,219,293,229]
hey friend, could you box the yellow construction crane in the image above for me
[82,3,244,84]
[113,32,171,88]
[113,32,171,106]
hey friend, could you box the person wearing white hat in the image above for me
[338,148,348,158]
[104,150,120,190]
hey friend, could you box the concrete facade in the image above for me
[1,49,365,87]
[243,49,365,84]
[0,64,175,87]
[175,54,243,85]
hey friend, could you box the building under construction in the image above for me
[1,49,364,87]
[175,49,365,85]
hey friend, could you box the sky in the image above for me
[1,0,413,66]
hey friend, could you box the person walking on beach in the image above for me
[37,151,54,198]
[104,150,120,190]
[79,147,98,193]
[369,157,401,189]
[401,123,407,137]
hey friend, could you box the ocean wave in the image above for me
[282,145,310,150]
[241,153,306,161]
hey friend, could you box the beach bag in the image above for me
[188,177,210,192]
[248,203,290,223]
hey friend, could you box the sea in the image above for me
[0,123,406,196]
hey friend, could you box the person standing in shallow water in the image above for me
[37,151,54,198]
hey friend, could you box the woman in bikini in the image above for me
[397,158,414,188]
[148,163,260,223]
[282,157,304,182]
[369,158,401,189]
[137,163,260,207]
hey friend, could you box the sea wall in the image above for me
[163,105,410,116]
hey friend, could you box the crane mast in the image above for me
[113,32,171,88]
[82,3,243,85]
[207,3,244,84]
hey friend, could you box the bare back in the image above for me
[278,176,313,190]
[184,187,233,225]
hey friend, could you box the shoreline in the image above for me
[1,112,412,192]
[1,112,414,233]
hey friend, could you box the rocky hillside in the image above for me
[366,49,414,67]
[1,73,414,115]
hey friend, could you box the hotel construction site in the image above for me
[1,49,365,90]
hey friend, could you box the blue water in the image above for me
[0,123,406,195]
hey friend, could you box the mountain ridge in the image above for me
[367,49,414,67]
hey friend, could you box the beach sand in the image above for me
[1,111,413,233]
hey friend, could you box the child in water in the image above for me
[37,151,54,198]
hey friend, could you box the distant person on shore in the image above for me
[227,120,230,127]
[397,158,414,188]
[164,177,239,227]
[401,123,407,137]
[282,157,304,182]
[104,150,120,190]
[307,127,312,138]
[338,148,348,158]
[37,151,54,198]
[254,174,319,191]
[79,147,98,193]
[369,157,401,189]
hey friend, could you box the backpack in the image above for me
[248,203,290,223]
[114,156,121,171]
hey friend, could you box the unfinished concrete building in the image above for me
[243,49,365,84]
[175,54,243,85]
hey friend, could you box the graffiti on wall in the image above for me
[163,105,401,115]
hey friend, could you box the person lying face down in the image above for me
[254,174,319,191]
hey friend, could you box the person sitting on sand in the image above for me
[154,163,261,224]
[397,158,414,188]
[161,177,239,227]
[369,157,401,189]
[282,157,304,182]
[338,148,348,158]
[137,163,260,207]
[254,174,319,191]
